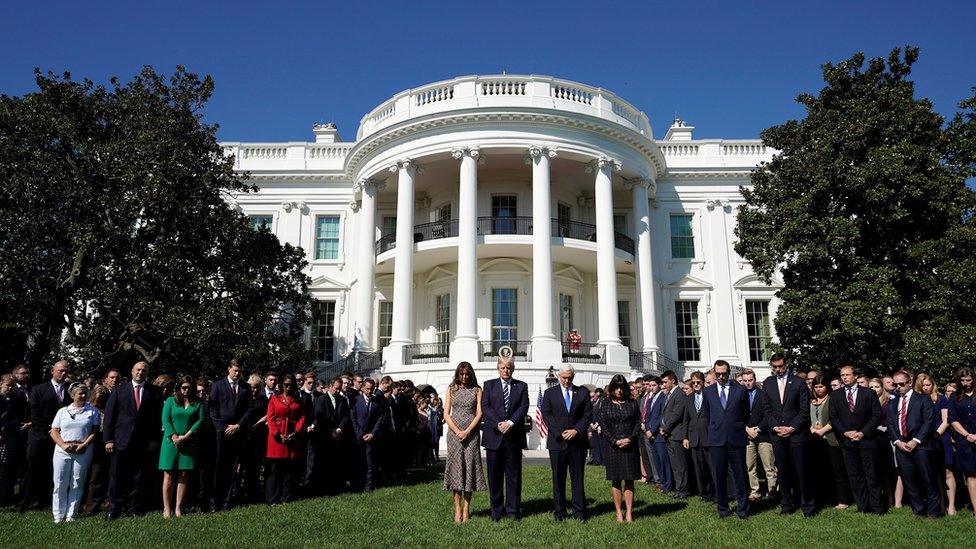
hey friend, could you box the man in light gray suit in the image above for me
[660,370,690,499]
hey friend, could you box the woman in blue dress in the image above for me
[917,373,956,515]
[949,367,976,517]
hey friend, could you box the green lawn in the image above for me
[0,464,966,548]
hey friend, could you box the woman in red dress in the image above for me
[265,374,305,505]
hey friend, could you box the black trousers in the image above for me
[108,440,157,516]
[827,443,853,505]
[772,440,814,514]
[81,440,110,515]
[213,432,244,509]
[690,445,714,500]
[710,445,749,517]
[303,433,321,494]
[241,432,267,503]
[667,439,690,496]
[265,458,296,505]
[897,446,942,517]
[842,445,885,514]
[19,435,54,509]
[486,439,523,519]
[549,445,587,519]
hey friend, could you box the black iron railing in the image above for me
[404,342,450,365]
[317,351,382,380]
[630,349,684,380]
[479,340,532,361]
[561,342,606,364]
[376,216,634,255]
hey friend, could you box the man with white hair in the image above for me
[541,365,592,521]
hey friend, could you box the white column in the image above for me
[450,147,480,365]
[628,177,660,354]
[352,179,383,352]
[528,146,562,363]
[589,157,622,347]
[388,160,416,349]
[708,198,740,363]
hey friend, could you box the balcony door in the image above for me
[491,195,517,234]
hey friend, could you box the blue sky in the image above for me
[1,1,974,144]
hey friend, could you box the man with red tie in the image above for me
[828,364,884,514]
[103,361,163,519]
[888,370,941,518]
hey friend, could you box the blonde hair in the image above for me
[914,373,939,403]
[869,377,888,407]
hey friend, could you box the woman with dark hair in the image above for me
[0,375,24,506]
[79,384,111,517]
[159,375,204,517]
[599,374,640,522]
[869,377,897,507]
[809,374,852,509]
[916,373,956,515]
[442,362,485,524]
[265,374,305,505]
[949,367,976,516]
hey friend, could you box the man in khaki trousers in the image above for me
[742,369,777,501]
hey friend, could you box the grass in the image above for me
[0,464,967,548]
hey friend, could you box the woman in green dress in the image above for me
[159,375,204,517]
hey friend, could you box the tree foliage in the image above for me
[0,67,312,380]
[735,47,976,381]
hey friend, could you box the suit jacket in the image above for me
[746,388,771,443]
[480,377,529,450]
[828,385,882,449]
[887,392,934,448]
[0,394,26,436]
[103,381,163,450]
[761,374,810,443]
[350,393,385,441]
[661,388,688,441]
[702,382,750,447]
[541,384,592,450]
[26,382,71,444]
[313,391,351,437]
[682,391,709,447]
[209,378,254,432]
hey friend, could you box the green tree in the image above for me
[0,67,312,380]
[735,47,976,381]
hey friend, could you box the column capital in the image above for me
[349,200,360,212]
[524,145,557,164]
[389,158,423,174]
[621,176,654,191]
[354,178,386,195]
[451,147,485,165]
[584,156,622,174]
[706,198,724,211]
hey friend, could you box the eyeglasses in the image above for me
[894,382,908,387]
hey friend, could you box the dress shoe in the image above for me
[779,508,796,516]
[737,513,749,520]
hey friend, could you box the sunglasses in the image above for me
[894,382,909,387]
[692,381,703,385]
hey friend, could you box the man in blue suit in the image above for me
[541,365,592,521]
[481,357,529,521]
[103,361,163,519]
[888,370,941,518]
[350,378,385,492]
[209,359,254,510]
[642,376,670,492]
[701,360,751,519]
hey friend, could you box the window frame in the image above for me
[311,212,346,265]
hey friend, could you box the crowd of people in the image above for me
[1,351,974,524]
[0,359,444,522]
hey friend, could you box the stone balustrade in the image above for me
[221,142,355,171]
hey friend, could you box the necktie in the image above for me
[847,387,855,413]
[231,382,237,398]
[900,395,908,437]
[642,395,651,422]
[749,389,755,410]
[135,385,142,411]
[503,381,510,412]
[695,392,702,413]
[778,377,786,403]
[720,385,727,408]
[56,384,63,401]
[565,388,572,412]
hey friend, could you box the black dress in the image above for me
[599,399,641,481]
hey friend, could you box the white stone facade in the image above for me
[222,75,781,405]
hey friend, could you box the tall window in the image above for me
[378,301,393,349]
[249,215,273,231]
[670,214,695,259]
[437,204,451,221]
[674,300,701,362]
[435,294,451,345]
[557,203,572,236]
[311,300,336,362]
[491,288,518,347]
[382,216,397,237]
[746,300,773,362]
[618,300,632,349]
[315,215,341,260]
[559,293,574,341]
[491,195,517,234]
[613,214,627,237]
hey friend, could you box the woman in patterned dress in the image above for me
[442,362,485,524]
[599,374,641,523]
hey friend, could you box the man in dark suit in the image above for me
[701,360,751,519]
[761,354,813,516]
[103,361,163,518]
[313,377,351,494]
[350,378,385,492]
[541,365,592,521]
[481,356,529,521]
[209,359,253,510]
[828,364,884,514]
[642,377,670,492]
[682,373,713,502]
[888,370,941,517]
[660,370,690,499]
[241,373,270,504]
[18,360,71,511]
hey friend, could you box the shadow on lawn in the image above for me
[471,497,687,519]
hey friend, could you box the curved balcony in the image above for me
[375,216,635,256]
[356,75,653,141]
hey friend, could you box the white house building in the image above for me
[222,75,780,404]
